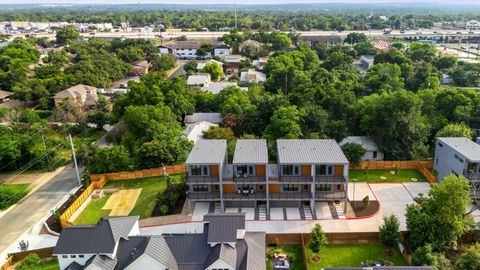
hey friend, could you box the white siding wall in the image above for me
[362,150,384,161]
[433,139,468,181]
[214,48,231,57]
[129,221,140,236]
[159,48,170,54]
[57,254,95,270]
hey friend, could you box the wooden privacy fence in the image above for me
[266,232,381,246]
[60,165,186,228]
[350,160,436,183]
[0,257,13,270]
[8,247,54,264]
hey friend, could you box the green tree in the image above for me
[16,253,41,270]
[309,223,328,253]
[151,54,176,71]
[455,244,480,270]
[434,56,457,70]
[184,60,198,73]
[379,215,400,248]
[202,126,235,140]
[344,32,368,44]
[321,52,353,71]
[407,42,436,63]
[269,32,292,51]
[406,175,473,250]
[87,145,134,174]
[353,41,377,56]
[56,25,80,45]
[364,63,404,94]
[201,62,224,81]
[435,123,473,139]
[263,105,305,140]
[411,244,451,270]
[340,142,366,165]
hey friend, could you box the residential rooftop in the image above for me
[233,139,269,165]
[206,82,238,94]
[184,112,223,125]
[339,136,379,151]
[437,137,480,162]
[186,139,227,165]
[277,139,349,165]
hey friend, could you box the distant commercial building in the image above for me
[466,20,480,31]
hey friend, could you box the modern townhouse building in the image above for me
[186,139,349,219]
[434,137,480,199]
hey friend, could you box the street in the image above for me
[0,166,79,253]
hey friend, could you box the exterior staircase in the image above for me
[334,202,345,218]
[214,203,222,214]
[303,206,313,220]
[258,205,267,220]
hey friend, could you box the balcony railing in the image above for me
[471,189,480,199]
[224,192,267,200]
[270,192,312,200]
[277,176,313,183]
[187,176,220,184]
[232,176,266,183]
[315,175,347,183]
[465,172,480,182]
[315,191,346,200]
[188,192,221,200]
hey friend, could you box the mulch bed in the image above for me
[351,200,380,217]
[45,187,85,233]
[151,193,186,217]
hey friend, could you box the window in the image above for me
[190,165,209,176]
[438,142,443,148]
[316,184,332,192]
[335,184,342,192]
[62,255,68,259]
[259,185,264,191]
[316,165,333,176]
[283,184,299,192]
[454,154,459,160]
[236,165,255,176]
[282,165,300,176]
[436,158,438,165]
[79,255,84,258]
[70,255,76,258]
[459,158,464,163]
[192,185,209,192]
[372,151,378,159]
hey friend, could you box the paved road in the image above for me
[0,166,79,253]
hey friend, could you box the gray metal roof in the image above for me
[233,139,268,164]
[242,232,266,270]
[277,139,349,165]
[339,136,379,151]
[83,255,116,270]
[53,216,138,255]
[185,140,227,165]
[184,112,223,125]
[207,82,238,94]
[437,137,480,162]
[144,236,178,270]
[165,228,212,270]
[205,244,236,269]
[204,213,246,243]
[65,262,83,270]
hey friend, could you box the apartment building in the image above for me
[434,137,480,199]
[186,139,349,219]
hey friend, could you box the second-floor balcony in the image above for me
[465,172,480,182]
[471,188,480,199]
[187,175,220,184]
[277,176,313,183]
[188,192,221,201]
[315,191,346,200]
[315,175,347,183]
[232,175,266,183]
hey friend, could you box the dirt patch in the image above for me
[348,200,380,218]
[45,187,85,233]
[311,253,320,262]
[384,248,396,257]
[102,188,142,216]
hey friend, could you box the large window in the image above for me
[282,165,300,176]
[315,184,332,192]
[190,165,209,176]
[283,184,299,192]
[236,165,255,177]
[316,165,333,176]
[192,185,209,192]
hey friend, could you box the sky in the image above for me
[1,0,480,4]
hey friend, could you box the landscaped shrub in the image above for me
[16,253,41,270]
[154,182,188,216]
[309,223,328,253]
[379,215,400,248]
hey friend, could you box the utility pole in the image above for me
[69,134,82,186]
[40,128,51,170]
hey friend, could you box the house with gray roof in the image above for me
[339,136,384,161]
[53,214,265,270]
[434,137,480,199]
[186,139,349,219]
[184,112,223,125]
[187,73,211,89]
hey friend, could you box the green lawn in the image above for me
[74,174,185,224]
[266,245,306,270]
[33,259,60,270]
[305,244,408,269]
[74,194,111,225]
[0,184,30,210]
[349,169,426,182]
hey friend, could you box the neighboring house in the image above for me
[186,139,349,218]
[434,137,480,199]
[182,121,218,143]
[53,214,265,270]
[339,136,384,161]
[184,112,223,125]
[252,57,268,70]
[130,60,149,75]
[197,59,223,71]
[466,20,480,31]
[239,39,263,52]
[476,137,480,144]
[187,73,211,89]
[360,55,375,70]
[158,40,201,59]
[374,39,391,51]
[223,55,243,76]
[441,73,453,84]
[206,82,239,94]
[213,42,232,58]
[240,69,266,84]
[0,90,13,104]
[54,84,99,109]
